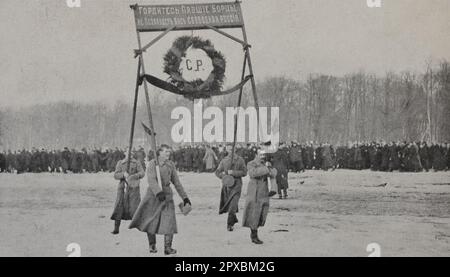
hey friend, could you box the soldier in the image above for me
[90,149,100,173]
[129,144,191,255]
[40,148,49,173]
[354,143,364,170]
[271,143,289,199]
[48,150,56,173]
[314,144,323,170]
[105,149,115,172]
[445,142,450,170]
[419,142,430,172]
[361,143,371,169]
[379,143,390,172]
[54,150,62,173]
[215,143,247,231]
[61,147,71,173]
[388,142,400,172]
[203,145,218,172]
[305,142,314,170]
[111,150,145,235]
[433,143,447,171]
[198,145,206,173]
[242,148,277,244]
[407,142,422,172]
[135,146,146,171]
[30,148,41,173]
[193,145,204,173]
[0,151,5,173]
[321,143,334,171]
[217,145,228,165]
[346,143,355,169]
[22,149,31,173]
[81,148,91,173]
[289,142,304,172]
[71,149,82,173]
[184,146,195,172]
[336,145,347,169]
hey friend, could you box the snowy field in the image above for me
[0,170,449,257]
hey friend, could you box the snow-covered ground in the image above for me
[0,170,449,257]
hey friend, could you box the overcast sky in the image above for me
[0,0,449,108]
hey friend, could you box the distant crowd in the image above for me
[1,141,449,174]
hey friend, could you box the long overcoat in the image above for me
[242,158,277,230]
[129,159,188,235]
[272,149,289,190]
[203,148,218,171]
[111,158,145,221]
[215,154,247,215]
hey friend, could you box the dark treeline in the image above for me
[0,60,449,150]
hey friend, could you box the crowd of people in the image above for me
[0,147,132,174]
[168,141,450,173]
[1,141,449,174]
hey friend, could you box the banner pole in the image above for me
[131,5,163,191]
[238,3,261,143]
[230,54,248,165]
[126,59,142,175]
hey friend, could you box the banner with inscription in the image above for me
[133,2,244,32]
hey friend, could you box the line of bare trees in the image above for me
[0,60,449,150]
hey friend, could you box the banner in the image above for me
[133,2,244,32]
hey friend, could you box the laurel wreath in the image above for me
[163,36,226,100]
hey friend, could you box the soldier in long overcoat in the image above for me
[407,142,422,172]
[419,142,430,172]
[388,142,400,171]
[61,147,71,173]
[203,145,218,172]
[0,152,5,172]
[271,145,289,199]
[111,151,145,235]
[289,143,304,172]
[129,145,191,255]
[321,143,334,171]
[242,149,277,244]
[215,144,247,231]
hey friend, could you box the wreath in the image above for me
[163,36,226,100]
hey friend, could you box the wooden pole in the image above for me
[230,54,248,164]
[238,3,261,143]
[126,59,142,176]
[131,5,163,190]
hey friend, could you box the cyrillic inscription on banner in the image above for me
[134,2,244,32]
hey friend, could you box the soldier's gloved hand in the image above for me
[183,198,191,206]
[156,191,166,202]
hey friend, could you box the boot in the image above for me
[227,213,238,231]
[164,234,177,255]
[250,229,263,244]
[147,233,157,253]
[111,220,120,235]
